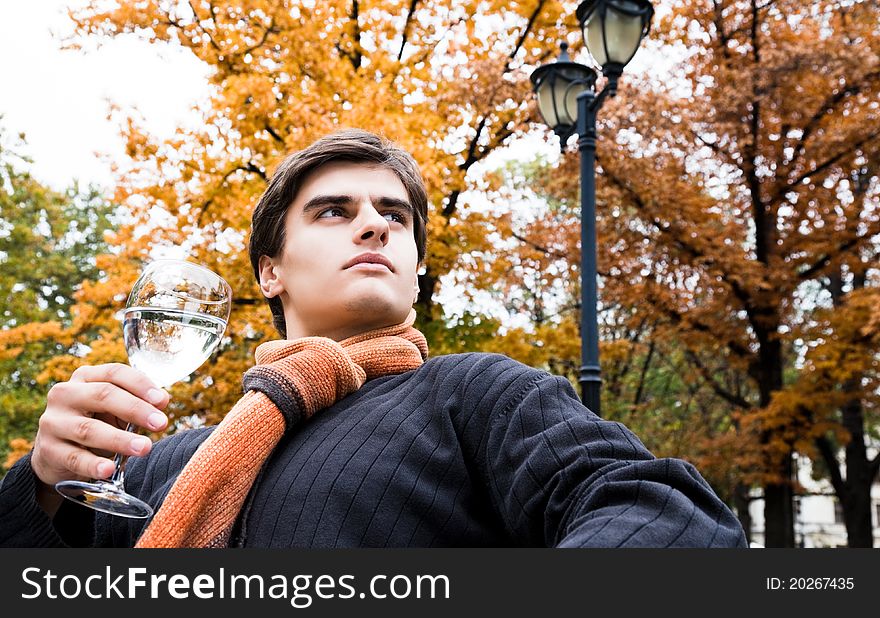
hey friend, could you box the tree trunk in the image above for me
[841,394,876,547]
[756,334,794,547]
[763,454,794,547]
[733,483,752,546]
[416,270,437,322]
[842,484,874,548]
[829,269,876,547]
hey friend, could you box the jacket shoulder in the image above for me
[423,351,547,379]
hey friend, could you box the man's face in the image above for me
[259,161,420,340]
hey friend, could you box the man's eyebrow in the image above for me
[301,194,414,217]
[374,196,414,216]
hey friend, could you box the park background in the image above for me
[0,0,878,548]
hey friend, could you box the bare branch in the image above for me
[503,0,547,72]
[439,1,548,221]
[779,70,880,200]
[233,297,264,306]
[186,0,223,53]
[243,17,277,56]
[602,167,759,324]
[656,296,755,363]
[397,0,420,62]
[786,127,880,192]
[264,123,285,144]
[798,233,868,282]
[632,338,655,406]
[350,0,363,69]
[196,163,267,226]
[712,0,733,62]
[815,434,845,497]
[442,189,461,220]
[509,231,568,259]
[685,350,753,409]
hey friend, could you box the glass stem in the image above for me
[109,422,133,488]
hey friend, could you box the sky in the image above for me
[0,0,673,330]
[0,0,678,194]
[0,0,563,328]
[0,0,562,192]
[0,0,211,191]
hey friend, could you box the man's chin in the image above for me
[342,294,407,322]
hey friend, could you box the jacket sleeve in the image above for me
[0,426,215,548]
[478,363,748,548]
[0,453,97,548]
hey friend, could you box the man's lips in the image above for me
[348,262,392,272]
[344,252,395,272]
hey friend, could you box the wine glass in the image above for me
[54,259,232,518]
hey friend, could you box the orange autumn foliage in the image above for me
[18,1,585,433]
[513,0,879,543]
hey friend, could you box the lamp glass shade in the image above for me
[583,1,647,67]
[536,71,590,129]
[530,43,597,137]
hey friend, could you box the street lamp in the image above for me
[530,43,597,143]
[530,0,654,415]
[578,0,655,88]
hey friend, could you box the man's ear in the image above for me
[259,255,283,299]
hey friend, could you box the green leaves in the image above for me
[0,126,116,470]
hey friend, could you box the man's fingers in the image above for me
[45,440,117,480]
[44,413,154,459]
[49,380,167,432]
[58,444,116,479]
[34,363,171,488]
[69,363,170,410]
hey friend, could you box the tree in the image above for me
[655,0,879,548]
[468,156,748,516]
[472,0,880,546]
[517,0,880,546]
[21,1,878,547]
[31,1,584,426]
[772,269,880,547]
[0,125,116,471]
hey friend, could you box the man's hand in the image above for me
[30,363,170,516]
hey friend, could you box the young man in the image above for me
[0,129,747,548]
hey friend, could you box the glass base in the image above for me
[55,479,154,519]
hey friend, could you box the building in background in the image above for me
[748,455,880,548]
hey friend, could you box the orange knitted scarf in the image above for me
[135,309,428,548]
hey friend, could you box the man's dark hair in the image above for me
[249,128,429,337]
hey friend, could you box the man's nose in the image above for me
[354,202,390,245]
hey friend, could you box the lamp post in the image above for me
[530,0,654,415]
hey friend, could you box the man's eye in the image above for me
[384,211,407,224]
[318,207,345,218]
